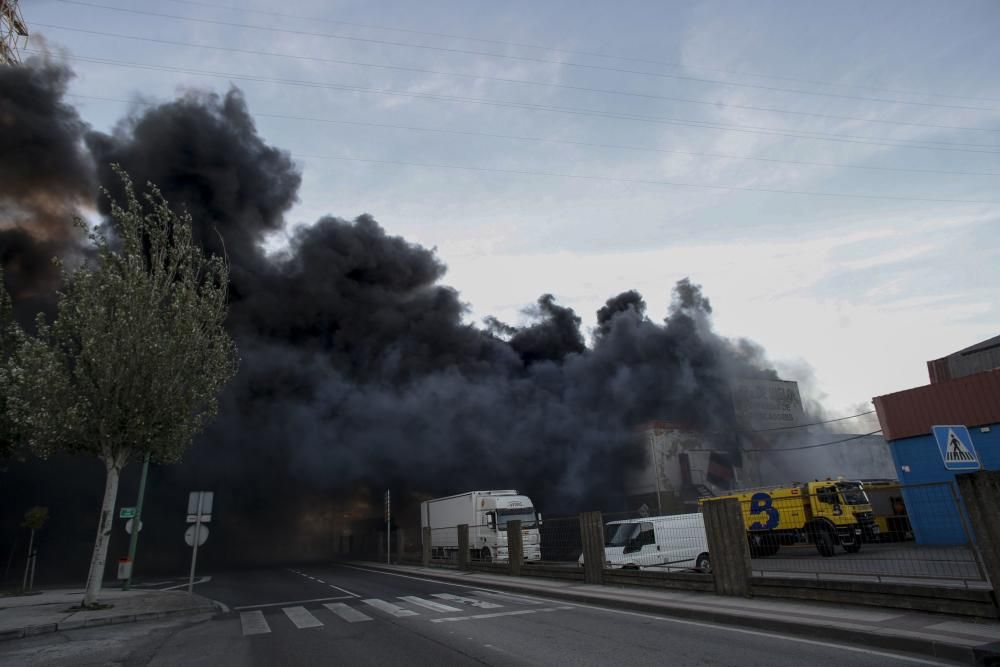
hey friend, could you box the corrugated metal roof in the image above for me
[873,368,1000,441]
[957,334,1000,355]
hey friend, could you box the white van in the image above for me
[580,513,711,572]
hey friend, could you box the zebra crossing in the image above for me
[235,591,558,636]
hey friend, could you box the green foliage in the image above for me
[0,267,24,462]
[7,165,239,470]
[21,506,49,531]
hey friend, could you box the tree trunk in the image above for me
[83,458,122,607]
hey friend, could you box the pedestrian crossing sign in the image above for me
[932,425,981,471]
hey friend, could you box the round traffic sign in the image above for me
[125,518,143,535]
[184,524,209,547]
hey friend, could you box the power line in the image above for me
[744,429,884,452]
[290,152,1000,204]
[160,0,1000,106]
[50,0,1000,114]
[68,93,1000,179]
[34,22,1000,136]
[745,410,877,433]
[32,50,1000,156]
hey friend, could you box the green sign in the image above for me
[119,507,137,519]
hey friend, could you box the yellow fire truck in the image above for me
[705,479,879,557]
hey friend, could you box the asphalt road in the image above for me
[0,564,951,666]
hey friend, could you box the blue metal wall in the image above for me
[886,424,998,545]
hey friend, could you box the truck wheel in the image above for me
[843,541,861,554]
[481,548,492,563]
[696,553,712,574]
[814,527,837,557]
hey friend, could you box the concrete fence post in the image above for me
[457,524,470,570]
[956,471,1000,609]
[507,519,523,576]
[396,528,405,562]
[579,511,605,585]
[422,526,432,567]
[702,498,752,597]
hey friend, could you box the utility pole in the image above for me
[122,453,150,591]
[0,0,29,65]
[385,490,391,565]
[649,433,663,515]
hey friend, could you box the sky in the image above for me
[17,0,1000,416]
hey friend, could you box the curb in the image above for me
[0,605,217,643]
[361,563,1000,665]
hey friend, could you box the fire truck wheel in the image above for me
[696,553,712,574]
[843,541,862,554]
[814,527,837,557]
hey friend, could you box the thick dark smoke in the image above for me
[0,56,94,325]
[2,59,784,578]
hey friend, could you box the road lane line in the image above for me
[316,579,325,583]
[324,602,372,623]
[283,606,324,629]
[561,601,946,666]
[327,583,361,597]
[398,596,462,612]
[362,598,419,617]
[233,595,353,610]
[432,593,501,609]
[473,591,544,605]
[431,606,572,623]
[240,610,271,635]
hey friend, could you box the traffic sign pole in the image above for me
[188,493,203,594]
[123,453,150,591]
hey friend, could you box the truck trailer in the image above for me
[420,490,542,563]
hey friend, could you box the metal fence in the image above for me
[738,482,988,587]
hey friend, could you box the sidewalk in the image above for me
[362,562,1000,665]
[0,587,218,642]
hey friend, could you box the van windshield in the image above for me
[605,522,655,547]
[496,508,536,530]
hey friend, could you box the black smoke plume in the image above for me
[2,59,782,577]
[0,56,93,325]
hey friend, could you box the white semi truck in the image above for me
[421,490,542,563]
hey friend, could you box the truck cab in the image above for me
[477,494,543,563]
[803,480,879,549]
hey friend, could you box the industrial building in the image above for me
[873,335,1000,545]
[625,378,896,513]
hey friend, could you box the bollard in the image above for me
[457,524,470,570]
[579,511,605,585]
[702,498,752,597]
[956,471,1000,612]
[422,526,432,566]
[508,519,523,576]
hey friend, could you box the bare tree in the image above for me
[6,166,238,607]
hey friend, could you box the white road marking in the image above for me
[240,610,271,636]
[316,579,325,584]
[160,575,211,591]
[398,596,462,612]
[233,595,353,610]
[432,593,501,609]
[283,606,324,629]
[324,602,373,623]
[328,583,361,597]
[473,591,543,605]
[432,606,572,623]
[564,601,948,666]
[363,598,419,617]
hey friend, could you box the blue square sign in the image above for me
[932,425,981,471]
